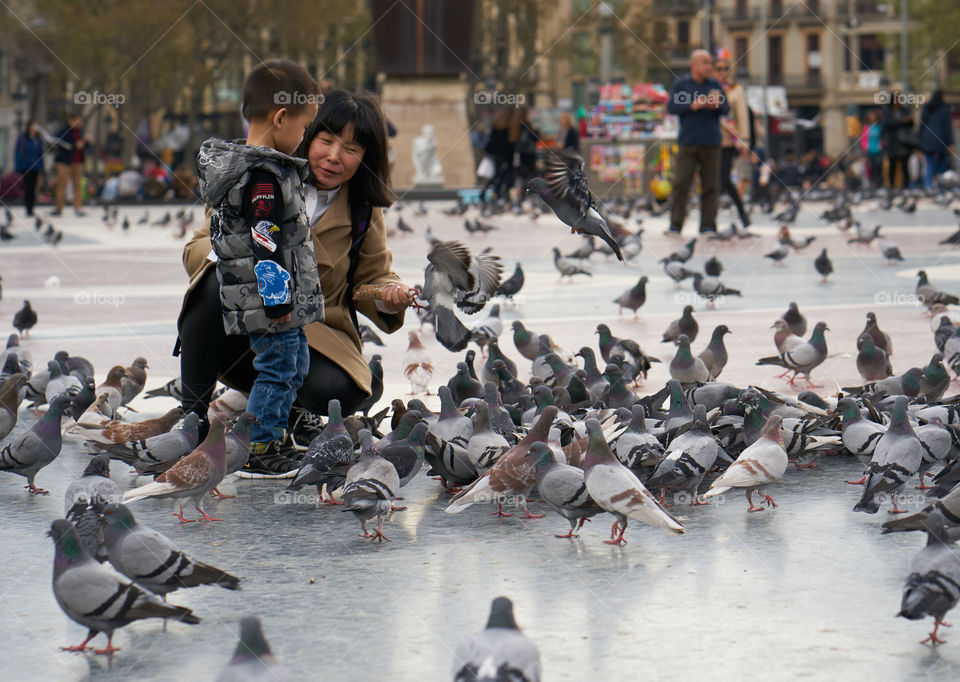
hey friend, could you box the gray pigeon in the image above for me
[48,519,199,655]
[64,455,121,562]
[698,325,731,380]
[529,442,603,538]
[224,412,257,478]
[525,149,623,260]
[216,616,291,682]
[613,405,664,470]
[341,430,400,542]
[45,359,82,404]
[898,511,960,646]
[756,321,829,387]
[88,412,201,475]
[704,415,788,511]
[854,396,923,514]
[663,260,695,287]
[781,302,807,337]
[453,597,541,682]
[143,377,184,401]
[583,417,684,544]
[691,273,741,305]
[613,276,648,319]
[0,392,71,494]
[552,247,592,280]
[836,397,885,478]
[466,401,509,472]
[856,333,892,384]
[916,270,960,312]
[288,399,356,504]
[669,334,709,384]
[102,503,240,595]
[646,405,722,505]
[662,305,699,343]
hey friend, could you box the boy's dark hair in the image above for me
[295,88,394,208]
[242,59,318,122]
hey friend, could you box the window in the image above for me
[842,34,851,72]
[769,35,783,85]
[736,0,747,19]
[770,0,783,17]
[806,33,821,86]
[735,36,749,77]
[806,0,819,13]
[677,20,690,47]
[859,33,885,72]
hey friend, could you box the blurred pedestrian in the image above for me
[714,49,750,228]
[483,106,517,200]
[52,113,91,216]
[920,89,954,189]
[665,49,729,235]
[557,111,579,154]
[881,97,913,191]
[14,120,44,217]
[859,110,883,188]
[515,106,540,188]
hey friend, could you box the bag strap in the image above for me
[345,202,374,332]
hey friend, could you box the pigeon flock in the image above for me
[7,169,960,677]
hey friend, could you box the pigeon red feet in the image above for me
[520,506,544,519]
[173,507,195,523]
[60,633,96,652]
[609,521,620,540]
[604,523,628,545]
[26,484,49,495]
[658,490,673,507]
[210,487,234,499]
[888,498,907,514]
[794,459,818,469]
[493,504,512,518]
[922,619,948,646]
[94,642,120,656]
[690,497,710,506]
[845,476,866,485]
[555,529,580,539]
[761,494,778,508]
[390,505,407,512]
[195,507,222,522]
[747,504,765,512]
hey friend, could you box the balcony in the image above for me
[652,0,699,16]
[716,2,826,24]
[741,73,824,93]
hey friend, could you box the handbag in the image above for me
[476,156,495,179]
[897,127,922,151]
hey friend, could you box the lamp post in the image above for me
[900,0,908,92]
[598,1,614,84]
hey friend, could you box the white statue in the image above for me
[412,124,444,184]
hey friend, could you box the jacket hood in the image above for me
[197,137,309,207]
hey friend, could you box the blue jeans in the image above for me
[247,327,309,444]
[924,152,949,189]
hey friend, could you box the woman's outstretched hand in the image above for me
[380,283,417,313]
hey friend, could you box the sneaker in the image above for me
[287,407,324,451]
[235,440,302,479]
[50,209,62,217]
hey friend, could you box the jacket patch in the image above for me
[251,220,279,252]
[254,260,291,305]
[251,183,276,217]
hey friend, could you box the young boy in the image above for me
[197,59,322,478]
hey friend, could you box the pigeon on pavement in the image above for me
[216,616,291,682]
[453,597,541,682]
[47,519,199,656]
[64,455,120,561]
[704,414,788,511]
[898,510,960,646]
[341,430,400,542]
[0,392,71,494]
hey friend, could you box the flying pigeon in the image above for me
[525,149,624,260]
[402,330,434,395]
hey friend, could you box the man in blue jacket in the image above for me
[919,90,954,189]
[666,50,729,235]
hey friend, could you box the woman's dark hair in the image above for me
[928,89,946,112]
[23,120,36,136]
[296,88,393,207]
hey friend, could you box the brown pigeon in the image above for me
[123,414,229,523]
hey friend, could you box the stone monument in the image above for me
[369,0,476,190]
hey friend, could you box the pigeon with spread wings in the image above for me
[421,240,502,352]
[525,150,624,261]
